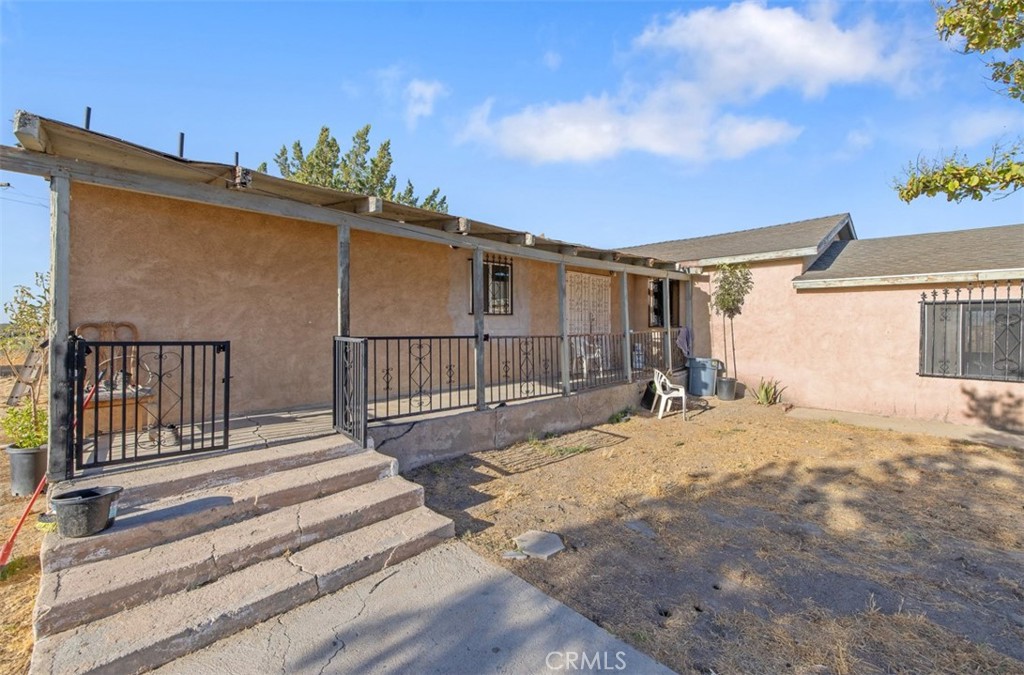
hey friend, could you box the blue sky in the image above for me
[1,1,1022,319]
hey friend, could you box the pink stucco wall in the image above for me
[695,260,1023,430]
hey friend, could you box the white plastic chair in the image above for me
[652,369,687,420]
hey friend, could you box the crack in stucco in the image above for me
[374,422,417,450]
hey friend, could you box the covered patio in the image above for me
[4,110,694,479]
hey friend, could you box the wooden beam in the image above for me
[0,145,691,280]
[473,248,486,410]
[354,196,383,215]
[473,231,535,246]
[337,223,350,336]
[442,217,470,234]
[558,245,578,256]
[662,277,672,371]
[13,110,50,153]
[558,263,570,396]
[47,173,70,481]
[620,271,632,383]
[600,252,620,262]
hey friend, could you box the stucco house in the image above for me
[4,109,1021,482]
[3,111,693,480]
[624,216,1024,430]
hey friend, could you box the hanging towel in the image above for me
[676,326,693,359]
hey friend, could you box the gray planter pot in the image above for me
[6,444,47,496]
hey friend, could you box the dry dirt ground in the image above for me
[408,397,1024,675]
[0,372,45,675]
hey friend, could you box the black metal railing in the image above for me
[630,329,670,376]
[367,335,477,419]
[333,337,368,446]
[67,337,230,477]
[568,333,628,390]
[362,332,644,421]
[920,281,1023,382]
[485,335,562,404]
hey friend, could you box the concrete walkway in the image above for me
[788,407,1024,450]
[157,541,674,675]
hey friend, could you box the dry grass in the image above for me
[410,399,1024,674]
[0,373,46,675]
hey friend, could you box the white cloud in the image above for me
[460,1,917,164]
[951,109,1024,147]
[542,50,562,71]
[404,79,449,129]
[834,126,876,160]
[635,2,916,99]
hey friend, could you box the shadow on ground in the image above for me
[407,406,1024,674]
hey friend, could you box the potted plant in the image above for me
[2,402,48,496]
[710,263,753,400]
[1,273,50,495]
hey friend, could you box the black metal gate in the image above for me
[333,336,368,447]
[67,336,230,477]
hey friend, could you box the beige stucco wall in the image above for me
[695,259,1023,429]
[68,184,565,414]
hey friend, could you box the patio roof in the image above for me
[793,223,1024,289]
[621,213,855,267]
[2,110,688,280]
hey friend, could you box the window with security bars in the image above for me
[470,255,513,315]
[920,285,1023,382]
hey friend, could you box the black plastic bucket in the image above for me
[50,486,124,538]
[5,445,46,496]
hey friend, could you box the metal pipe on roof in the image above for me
[178,133,185,158]
[84,107,91,130]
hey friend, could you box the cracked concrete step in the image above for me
[30,507,455,675]
[42,449,397,573]
[56,435,363,509]
[35,476,425,638]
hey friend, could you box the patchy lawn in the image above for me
[408,398,1024,674]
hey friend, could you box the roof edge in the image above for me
[694,246,821,267]
[793,268,1024,290]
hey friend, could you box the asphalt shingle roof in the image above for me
[621,213,852,263]
[796,223,1024,281]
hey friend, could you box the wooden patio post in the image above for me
[558,262,570,396]
[620,272,632,382]
[337,222,350,337]
[663,276,672,371]
[48,172,70,481]
[473,247,486,410]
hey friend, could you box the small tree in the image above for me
[711,264,753,380]
[0,272,50,432]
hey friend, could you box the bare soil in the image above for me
[408,398,1024,674]
[0,373,45,675]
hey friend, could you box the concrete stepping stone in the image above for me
[513,530,564,559]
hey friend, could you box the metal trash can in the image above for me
[687,358,722,396]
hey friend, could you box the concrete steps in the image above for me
[31,441,454,674]
[42,449,396,573]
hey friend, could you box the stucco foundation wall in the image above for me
[68,184,561,414]
[370,381,646,470]
[697,259,1023,429]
